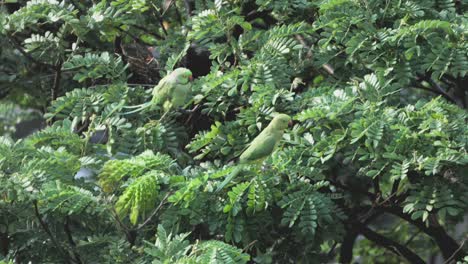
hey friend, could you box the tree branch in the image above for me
[390,179,400,201]
[356,222,425,264]
[51,60,63,102]
[339,230,358,264]
[33,201,72,263]
[328,179,376,200]
[64,216,83,264]
[412,83,457,103]
[151,3,168,36]
[443,238,467,264]
[183,0,192,18]
[414,74,461,106]
[130,24,165,40]
[381,206,466,261]
[335,175,464,261]
[7,35,55,70]
[0,231,8,257]
[110,209,133,245]
[136,193,170,230]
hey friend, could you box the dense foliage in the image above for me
[1,0,467,263]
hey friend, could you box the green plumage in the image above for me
[216,114,292,192]
[239,114,291,164]
[124,68,193,115]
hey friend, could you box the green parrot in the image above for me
[216,114,292,192]
[124,68,193,116]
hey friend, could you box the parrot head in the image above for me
[270,114,292,130]
[171,68,193,84]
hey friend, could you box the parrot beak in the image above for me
[189,75,194,81]
[288,120,294,127]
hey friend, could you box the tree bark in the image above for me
[356,222,425,264]
[383,206,466,261]
[51,61,63,102]
[0,231,8,257]
[340,230,358,264]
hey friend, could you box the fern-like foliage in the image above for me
[403,179,467,225]
[115,172,161,225]
[1,0,467,262]
[142,225,191,263]
[278,182,344,236]
[39,180,103,216]
[142,225,249,264]
[193,240,250,264]
[99,150,175,193]
[62,52,128,83]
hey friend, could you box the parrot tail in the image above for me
[215,166,243,192]
[122,102,151,115]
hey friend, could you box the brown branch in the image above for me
[390,179,400,201]
[404,230,421,247]
[0,231,8,257]
[51,61,63,102]
[339,230,358,264]
[129,24,165,40]
[443,238,467,264]
[426,78,451,97]
[381,206,466,261]
[242,239,258,252]
[162,0,175,16]
[183,0,192,17]
[328,179,376,200]
[64,216,83,264]
[356,222,425,264]
[33,201,72,263]
[335,175,464,261]
[412,83,456,103]
[116,27,147,46]
[151,3,168,36]
[414,74,460,106]
[136,193,170,230]
[110,208,132,242]
[6,35,55,70]
[373,175,381,196]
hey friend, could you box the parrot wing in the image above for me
[171,83,191,108]
[151,76,174,106]
[239,132,277,164]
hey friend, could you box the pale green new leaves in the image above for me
[143,225,249,264]
[115,172,160,225]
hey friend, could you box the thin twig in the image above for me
[326,241,338,257]
[64,216,83,264]
[33,201,72,263]
[415,74,459,105]
[390,179,400,202]
[110,208,132,239]
[161,0,175,16]
[356,222,425,264]
[242,240,257,252]
[404,230,421,247]
[136,193,170,230]
[183,0,192,18]
[7,36,55,70]
[129,24,165,40]
[51,60,63,102]
[443,237,467,264]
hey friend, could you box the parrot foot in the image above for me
[178,105,199,114]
